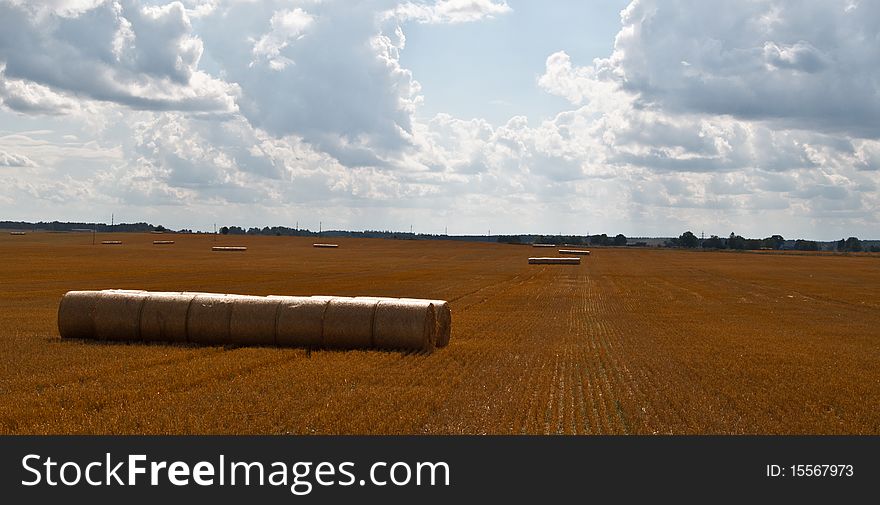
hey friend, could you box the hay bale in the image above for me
[186,294,235,344]
[532,243,555,247]
[528,257,580,265]
[101,240,122,245]
[57,291,100,339]
[322,298,378,349]
[212,246,247,252]
[153,240,175,245]
[399,298,451,348]
[558,249,590,255]
[373,299,436,351]
[57,291,452,351]
[275,296,329,347]
[139,292,196,343]
[93,291,148,341]
[229,295,282,346]
[9,231,26,235]
[312,243,339,248]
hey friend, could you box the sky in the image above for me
[0,0,878,240]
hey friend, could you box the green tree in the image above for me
[613,234,627,246]
[679,231,699,248]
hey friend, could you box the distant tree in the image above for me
[837,237,862,252]
[702,235,726,249]
[762,235,785,250]
[678,231,699,248]
[794,239,819,251]
[727,232,747,250]
[219,226,229,235]
[155,225,167,232]
[613,234,627,246]
[845,236,862,252]
[871,245,880,253]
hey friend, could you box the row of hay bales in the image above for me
[528,245,590,264]
[58,290,450,352]
[9,231,26,235]
[528,257,580,265]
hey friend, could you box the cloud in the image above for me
[393,0,511,24]
[0,149,36,167]
[0,0,238,114]
[250,8,314,70]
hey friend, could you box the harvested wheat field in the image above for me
[1,231,879,434]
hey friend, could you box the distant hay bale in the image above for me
[373,299,436,351]
[229,295,281,346]
[212,246,247,251]
[9,231,26,235]
[528,257,580,265]
[532,243,555,247]
[558,249,591,255]
[313,243,339,248]
[101,240,122,245]
[57,291,100,340]
[58,290,450,351]
[275,296,328,347]
[153,240,175,245]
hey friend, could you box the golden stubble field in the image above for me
[1,231,879,434]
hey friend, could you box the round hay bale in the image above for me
[186,294,235,344]
[153,240,175,245]
[101,240,122,245]
[373,300,436,351]
[312,243,339,248]
[322,298,378,349]
[275,297,329,347]
[57,291,100,339]
[399,298,451,348]
[93,291,148,341]
[139,292,196,343]
[528,257,580,265]
[212,246,247,252]
[229,295,282,346]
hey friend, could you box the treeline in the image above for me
[0,220,164,233]
[670,231,878,252]
[496,234,631,246]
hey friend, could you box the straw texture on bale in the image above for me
[93,291,148,341]
[153,240,175,245]
[558,249,591,255]
[373,300,436,351]
[528,257,580,265]
[322,298,377,348]
[312,243,339,248]
[532,243,555,247]
[212,246,247,251]
[57,291,100,340]
[186,294,235,344]
[229,295,281,345]
[9,231,26,235]
[275,296,328,347]
[140,292,195,343]
[399,298,451,348]
[58,290,450,351]
[101,240,122,245]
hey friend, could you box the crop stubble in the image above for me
[1,232,878,434]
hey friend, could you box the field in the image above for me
[1,232,879,434]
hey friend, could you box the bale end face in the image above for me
[58,291,100,339]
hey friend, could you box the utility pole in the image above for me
[319,221,322,236]
[111,213,114,227]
